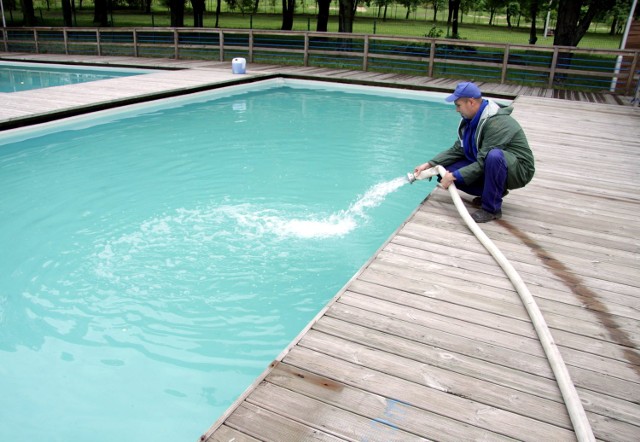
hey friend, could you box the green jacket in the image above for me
[429,100,535,189]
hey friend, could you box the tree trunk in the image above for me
[338,0,357,32]
[553,0,614,47]
[93,0,109,26]
[215,0,221,27]
[170,0,185,27]
[61,0,73,26]
[191,0,205,27]
[281,0,294,30]
[609,16,618,35]
[20,0,36,25]
[528,0,538,45]
[316,0,330,31]
[448,0,460,38]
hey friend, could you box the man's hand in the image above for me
[414,162,431,174]
[439,171,456,189]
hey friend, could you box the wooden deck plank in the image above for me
[283,346,576,441]
[1,53,638,442]
[266,363,517,442]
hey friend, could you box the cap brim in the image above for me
[444,93,458,102]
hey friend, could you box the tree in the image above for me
[20,0,37,25]
[169,0,185,26]
[93,0,109,26]
[553,0,616,47]
[316,0,331,31]
[398,0,420,19]
[430,0,445,21]
[192,0,205,26]
[281,0,294,29]
[606,0,632,35]
[338,0,358,32]
[506,1,520,27]
[526,0,540,44]
[376,0,391,20]
[61,0,73,25]
[485,0,506,25]
[460,0,478,23]
[376,0,393,20]
[447,0,461,37]
[214,0,222,26]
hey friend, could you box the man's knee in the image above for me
[485,148,506,165]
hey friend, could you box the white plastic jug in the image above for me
[232,58,246,74]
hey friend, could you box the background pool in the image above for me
[0,80,457,441]
[0,61,155,92]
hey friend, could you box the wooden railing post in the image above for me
[133,29,139,57]
[219,30,224,61]
[548,47,559,88]
[303,32,309,67]
[363,35,369,71]
[174,29,179,59]
[33,28,39,53]
[63,28,69,55]
[428,40,436,77]
[624,51,639,96]
[96,29,101,56]
[501,44,510,84]
[249,30,254,63]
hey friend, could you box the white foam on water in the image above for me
[90,177,409,282]
[265,176,408,239]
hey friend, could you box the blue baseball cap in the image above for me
[445,82,482,102]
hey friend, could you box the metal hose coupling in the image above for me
[407,167,439,184]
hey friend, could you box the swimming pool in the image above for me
[0,61,155,93]
[0,79,457,441]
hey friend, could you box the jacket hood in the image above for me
[480,99,511,120]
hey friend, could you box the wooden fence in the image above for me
[2,26,639,95]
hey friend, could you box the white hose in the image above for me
[414,166,595,442]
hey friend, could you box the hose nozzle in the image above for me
[407,167,439,184]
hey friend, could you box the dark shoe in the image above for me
[471,208,502,223]
[471,190,508,208]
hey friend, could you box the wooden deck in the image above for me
[1,53,639,441]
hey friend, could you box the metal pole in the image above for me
[543,0,554,38]
[1,0,7,28]
[610,0,638,92]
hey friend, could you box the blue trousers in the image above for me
[446,149,508,213]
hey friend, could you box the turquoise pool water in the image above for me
[0,79,457,441]
[0,61,154,92]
